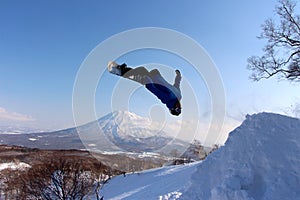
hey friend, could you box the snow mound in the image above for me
[182,113,300,200]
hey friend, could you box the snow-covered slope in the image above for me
[99,113,300,200]
[99,162,200,200]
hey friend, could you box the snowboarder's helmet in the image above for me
[170,100,181,116]
[170,107,181,116]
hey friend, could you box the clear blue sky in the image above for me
[0,1,299,143]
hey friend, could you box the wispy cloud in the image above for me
[0,107,35,122]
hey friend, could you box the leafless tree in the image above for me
[247,0,300,82]
[0,169,23,199]
[17,158,93,199]
[17,157,112,200]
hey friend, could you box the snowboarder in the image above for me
[108,61,182,116]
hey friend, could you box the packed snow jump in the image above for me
[107,61,182,116]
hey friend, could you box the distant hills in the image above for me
[0,125,46,135]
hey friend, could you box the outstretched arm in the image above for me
[173,70,181,90]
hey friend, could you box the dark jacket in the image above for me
[145,70,181,109]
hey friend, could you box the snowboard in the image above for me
[107,61,147,84]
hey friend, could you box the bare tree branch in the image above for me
[248,0,300,82]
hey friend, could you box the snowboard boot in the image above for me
[108,61,122,76]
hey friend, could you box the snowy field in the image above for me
[98,113,300,200]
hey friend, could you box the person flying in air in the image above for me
[108,61,182,116]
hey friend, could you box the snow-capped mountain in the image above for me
[98,112,300,200]
[99,111,162,138]
[0,111,188,155]
[92,111,179,153]
[76,110,189,154]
